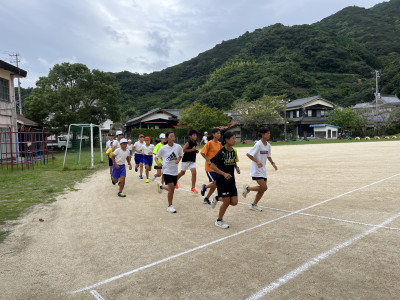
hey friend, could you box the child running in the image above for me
[155,131,183,213]
[150,133,167,183]
[200,128,222,205]
[177,129,199,193]
[105,133,114,178]
[127,139,133,160]
[242,127,278,211]
[210,132,240,229]
[133,134,145,179]
[142,136,155,183]
[111,138,132,197]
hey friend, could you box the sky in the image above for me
[0,0,386,88]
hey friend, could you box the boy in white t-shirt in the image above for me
[155,131,183,213]
[133,134,145,179]
[111,138,132,197]
[127,139,133,158]
[242,127,278,211]
[142,136,155,183]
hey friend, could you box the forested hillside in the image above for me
[114,0,400,119]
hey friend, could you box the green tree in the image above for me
[232,95,287,132]
[25,63,120,133]
[326,107,364,135]
[178,102,231,133]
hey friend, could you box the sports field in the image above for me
[0,141,399,299]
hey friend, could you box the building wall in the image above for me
[0,69,16,130]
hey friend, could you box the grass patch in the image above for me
[0,149,107,243]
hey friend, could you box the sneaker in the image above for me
[167,205,176,213]
[215,220,229,229]
[175,183,179,189]
[118,192,126,197]
[211,195,218,209]
[191,187,198,194]
[135,168,138,172]
[150,174,156,182]
[157,182,162,194]
[146,178,150,183]
[139,175,143,179]
[111,177,116,185]
[250,204,263,212]
[201,184,207,196]
[242,184,250,198]
[203,198,211,205]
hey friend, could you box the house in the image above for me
[1,60,27,160]
[124,108,182,133]
[17,114,40,131]
[0,60,27,132]
[310,124,340,139]
[353,94,400,127]
[285,96,336,138]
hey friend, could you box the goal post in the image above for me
[63,124,103,169]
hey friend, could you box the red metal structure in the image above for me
[0,130,54,171]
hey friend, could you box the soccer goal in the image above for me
[62,124,103,169]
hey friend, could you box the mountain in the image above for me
[114,0,400,117]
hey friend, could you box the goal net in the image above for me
[62,124,103,169]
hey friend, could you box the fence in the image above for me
[0,130,54,171]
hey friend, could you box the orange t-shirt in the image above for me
[201,140,222,172]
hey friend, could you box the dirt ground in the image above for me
[1,141,399,300]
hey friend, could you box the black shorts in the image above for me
[216,177,237,198]
[154,165,162,170]
[164,174,178,186]
[252,177,267,181]
[108,157,113,167]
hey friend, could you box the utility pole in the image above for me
[9,53,23,115]
[374,70,380,130]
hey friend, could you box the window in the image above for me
[0,78,10,101]
[308,110,312,117]
[296,110,299,118]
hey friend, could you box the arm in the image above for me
[182,142,190,153]
[246,153,263,168]
[210,162,232,180]
[267,157,278,171]
[126,155,132,170]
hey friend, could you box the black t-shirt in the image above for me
[210,146,237,178]
[182,139,197,162]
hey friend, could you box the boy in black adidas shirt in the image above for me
[210,132,240,229]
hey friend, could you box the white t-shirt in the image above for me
[155,143,183,176]
[127,144,133,151]
[247,140,271,178]
[113,148,130,165]
[106,140,113,149]
[202,136,208,144]
[133,141,144,153]
[142,144,155,155]
[112,140,120,149]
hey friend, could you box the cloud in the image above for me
[146,31,172,57]
[126,56,169,73]
[104,26,130,45]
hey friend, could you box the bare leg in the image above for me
[139,162,143,176]
[248,179,268,205]
[118,177,126,193]
[161,182,175,206]
[190,168,196,189]
[206,182,217,199]
[177,170,186,180]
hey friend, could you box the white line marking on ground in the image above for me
[238,202,400,231]
[246,211,400,300]
[70,173,399,294]
[90,290,105,300]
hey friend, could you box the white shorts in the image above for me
[181,161,196,171]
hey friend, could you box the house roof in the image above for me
[310,124,341,128]
[17,114,39,127]
[354,94,400,109]
[286,95,335,109]
[0,60,27,77]
[125,108,180,125]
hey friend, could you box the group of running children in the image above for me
[105,127,278,229]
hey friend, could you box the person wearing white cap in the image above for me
[150,133,167,182]
[111,138,132,197]
[201,131,208,145]
[112,130,124,152]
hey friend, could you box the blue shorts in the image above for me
[108,157,113,167]
[134,153,144,164]
[112,164,126,179]
[130,150,133,156]
[144,155,153,166]
[206,171,217,182]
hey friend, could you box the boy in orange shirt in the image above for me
[200,128,222,205]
